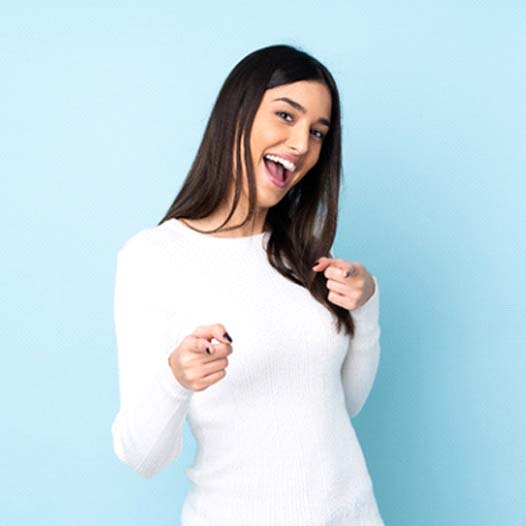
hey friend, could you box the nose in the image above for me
[287,125,310,156]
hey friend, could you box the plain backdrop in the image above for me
[1,2,525,525]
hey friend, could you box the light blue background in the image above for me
[1,2,524,525]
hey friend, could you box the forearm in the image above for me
[111,237,194,479]
[340,275,381,418]
[112,352,193,479]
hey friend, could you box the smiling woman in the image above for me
[158,46,351,336]
[111,44,385,526]
[252,80,332,193]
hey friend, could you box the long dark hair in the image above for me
[158,44,355,338]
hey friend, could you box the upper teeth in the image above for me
[264,154,296,173]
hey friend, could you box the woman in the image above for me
[111,44,384,526]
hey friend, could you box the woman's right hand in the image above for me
[168,324,234,392]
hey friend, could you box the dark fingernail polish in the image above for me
[223,331,233,343]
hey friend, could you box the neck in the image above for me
[181,201,268,239]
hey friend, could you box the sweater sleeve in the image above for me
[340,275,381,418]
[111,233,194,479]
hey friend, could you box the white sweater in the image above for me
[111,218,384,526]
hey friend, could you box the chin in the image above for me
[256,193,282,209]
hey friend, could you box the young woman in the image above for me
[111,44,384,526]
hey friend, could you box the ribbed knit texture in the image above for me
[111,218,384,526]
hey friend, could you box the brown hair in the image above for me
[158,44,355,337]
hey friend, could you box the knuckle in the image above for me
[179,356,189,368]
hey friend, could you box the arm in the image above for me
[340,275,381,418]
[111,233,194,479]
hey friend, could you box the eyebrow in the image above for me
[272,97,331,127]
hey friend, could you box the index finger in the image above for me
[192,324,233,344]
[325,259,356,282]
[183,335,216,355]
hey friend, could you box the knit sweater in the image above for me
[111,217,384,526]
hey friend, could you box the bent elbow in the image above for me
[111,418,147,478]
[346,395,367,419]
[111,415,182,479]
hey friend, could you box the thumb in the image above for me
[193,324,233,345]
[216,326,233,344]
[209,324,234,345]
[209,327,233,354]
[312,256,331,270]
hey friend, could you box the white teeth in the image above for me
[264,154,296,173]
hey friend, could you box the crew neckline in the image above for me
[167,218,269,242]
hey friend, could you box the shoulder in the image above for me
[116,220,182,271]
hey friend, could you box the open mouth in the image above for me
[263,157,291,186]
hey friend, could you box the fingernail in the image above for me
[223,331,233,343]
[206,347,212,354]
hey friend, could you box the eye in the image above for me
[276,110,293,122]
[275,111,326,141]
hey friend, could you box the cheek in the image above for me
[305,152,321,172]
[251,118,280,150]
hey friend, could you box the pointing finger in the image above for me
[184,335,216,355]
[192,324,234,345]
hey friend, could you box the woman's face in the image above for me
[236,80,332,209]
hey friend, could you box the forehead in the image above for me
[261,80,332,116]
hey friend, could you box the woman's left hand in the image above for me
[312,257,376,311]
